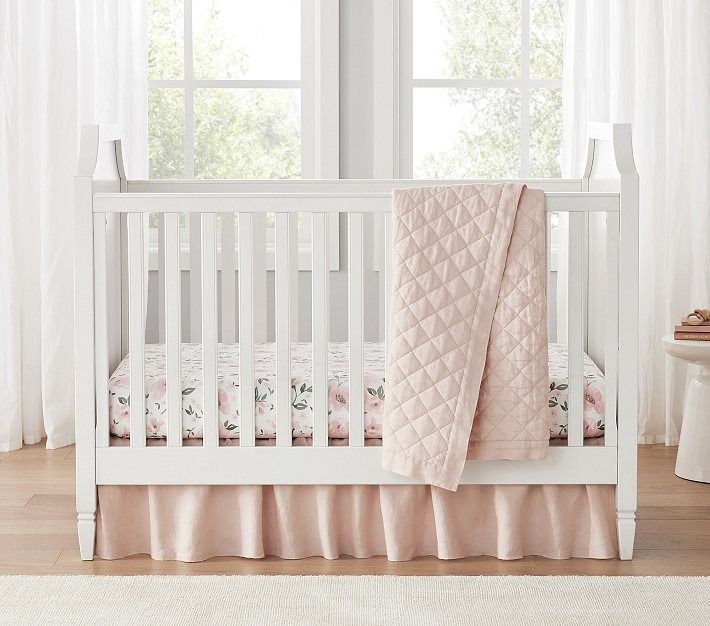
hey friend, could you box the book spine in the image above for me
[674,332,710,341]
[675,325,710,334]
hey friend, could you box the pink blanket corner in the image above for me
[382,184,549,491]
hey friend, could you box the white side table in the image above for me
[662,335,710,482]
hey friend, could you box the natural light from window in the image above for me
[147,0,302,181]
[411,0,565,179]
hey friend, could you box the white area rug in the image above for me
[1,575,708,625]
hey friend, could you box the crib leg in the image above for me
[77,511,96,560]
[616,510,636,560]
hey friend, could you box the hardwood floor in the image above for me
[1,443,710,575]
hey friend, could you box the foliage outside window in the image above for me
[147,0,301,181]
[411,0,565,179]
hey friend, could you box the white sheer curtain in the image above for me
[0,0,147,451]
[561,0,710,444]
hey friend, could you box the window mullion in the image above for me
[398,0,414,178]
[149,79,302,89]
[520,0,531,178]
[184,0,194,178]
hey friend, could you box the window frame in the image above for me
[147,0,339,271]
[371,0,563,278]
[395,0,563,179]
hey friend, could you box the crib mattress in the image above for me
[108,342,605,441]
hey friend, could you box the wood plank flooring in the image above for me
[1,443,709,575]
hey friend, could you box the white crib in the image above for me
[74,123,639,561]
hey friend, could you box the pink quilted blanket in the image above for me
[382,184,549,490]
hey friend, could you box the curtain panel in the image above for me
[561,0,710,444]
[0,0,147,451]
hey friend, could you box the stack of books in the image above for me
[674,318,710,341]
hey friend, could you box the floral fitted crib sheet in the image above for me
[108,342,605,441]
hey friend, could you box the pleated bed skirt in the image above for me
[96,483,617,561]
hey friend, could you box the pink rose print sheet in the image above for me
[108,342,604,441]
[547,343,605,439]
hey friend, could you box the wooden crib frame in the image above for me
[74,123,639,561]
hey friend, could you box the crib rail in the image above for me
[95,445,618,485]
[93,190,619,214]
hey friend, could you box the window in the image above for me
[146,0,338,269]
[148,0,305,179]
[398,0,565,179]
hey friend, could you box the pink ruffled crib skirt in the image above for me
[96,483,617,561]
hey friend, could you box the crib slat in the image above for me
[252,213,268,344]
[106,213,122,370]
[377,217,386,344]
[165,213,182,447]
[312,213,330,447]
[348,213,365,447]
[189,214,201,341]
[157,213,166,343]
[201,214,219,447]
[384,212,392,400]
[127,213,146,447]
[238,213,256,447]
[546,212,555,342]
[93,214,109,448]
[604,213,619,447]
[120,214,129,358]
[567,212,585,447]
[221,213,236,343]
[289,214,300,340]
[275,213,293,447]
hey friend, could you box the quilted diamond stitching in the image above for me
[384,185,507,460]
[471,190,549,446]
[383,185,549,486]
